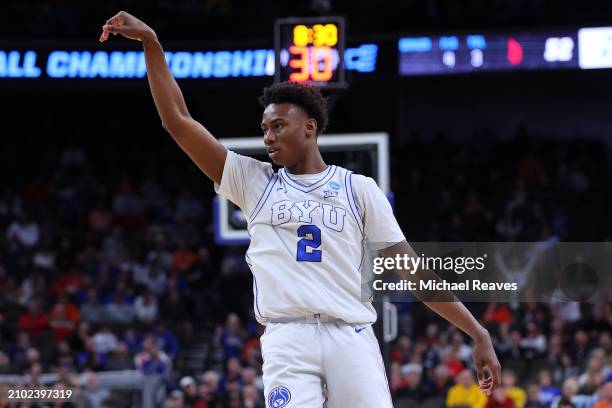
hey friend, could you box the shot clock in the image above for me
[274,17,347,88]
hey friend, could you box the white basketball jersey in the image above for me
[216,150,405,324]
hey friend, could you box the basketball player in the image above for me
[100,12,501,407]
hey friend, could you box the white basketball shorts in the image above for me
[261,320,393,408]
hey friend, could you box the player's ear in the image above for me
[306,118,317,138]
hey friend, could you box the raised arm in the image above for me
[99,11,227,184]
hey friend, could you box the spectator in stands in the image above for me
[0,350,11,374]
[123,327,143,354]
[172,239,198,273]
[80,288,105,324]
[32,244,55,271]
[572,330,591,365]
[48,292,80,340]
[194,381,212,408]
[88,199,113,233]
[502,369,527,408]
[179,376,199,407]
[525,384,546,408]
[82,371,111,408]
[134,288,158,324]
[104,292,134,325]
[486,388,516,408]
[203,370,221,391]
[390,335,412,364]
[134,260,167,296]
[11,331,32,373]
[24,347,42,373]
[105,341,133,370]
[199,371,221,407]
[17,270,46,306]
[112,176,144,228]
[483,302,514,325]
[175,188,204,223]
[224,390,242,408]
[395,363,426,400]
[441,349,466,378]
[216,313,246,360]
[241,366,263,393]
[92,325,118,354]
[50,268,86,297]
[134,335,171,379]
[578,354,605,395]
[551,377,598,408]
[553,353,581,385]
[18,298,48,337]
[51,340,74,370]
[556,398,575,408]
[218,357,242,396]
[152,322,179,358]
[25,361,43,386]
[5,210,40,248]
[520,322,547,361]
[446,369,487,408]
[594,382,612,408]
[164,390,185,408]
[448,331,474,363]
[537,369,562,407]
[69,321,91,354]
[242,384,264,408]
[76,337,107,371]
[241,325,264,372]
[424,364,453,399]
[159,287,188,325]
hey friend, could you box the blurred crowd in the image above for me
[391,131,610,242]
[2,0,611,41]
[388,302,612,408]
[0,128,611,408]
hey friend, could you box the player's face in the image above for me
[261,103,314,168]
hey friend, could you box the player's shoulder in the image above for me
[341,170,378,191]
[227,149,274,176]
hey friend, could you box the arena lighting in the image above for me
[0,44,378,79]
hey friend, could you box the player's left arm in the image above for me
[380,240,502,396]
[353,174,501,394]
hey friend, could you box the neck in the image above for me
[286,150,327,174]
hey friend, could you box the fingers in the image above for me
[477,366,493,395]
[99,11,127,42]
[103,24,124,34]
[494,361,502,389]
[99,23,125,42]
[477,362,502,396]
[99,27,109,43]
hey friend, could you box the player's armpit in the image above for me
[164,116,227,184]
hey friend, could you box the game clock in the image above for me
[274,17,347,88]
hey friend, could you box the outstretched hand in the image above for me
[472,332,502,396]
[99,11,155,43]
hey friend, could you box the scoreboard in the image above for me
[398,26,612,76]
[274,17,347,88]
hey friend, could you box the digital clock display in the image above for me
[274,17,346,88]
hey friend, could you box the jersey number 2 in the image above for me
[296,225,322,262]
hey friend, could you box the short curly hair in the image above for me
[258,82,329,135]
